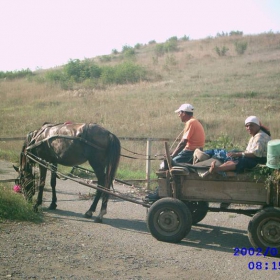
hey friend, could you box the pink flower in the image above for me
[13,185,21,193]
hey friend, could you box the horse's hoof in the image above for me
[84,211,93,218]
[48,203,57,210]
[94,217,103,223]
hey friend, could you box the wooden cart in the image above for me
[146,143,280,255]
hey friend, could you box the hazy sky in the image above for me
[1,0,279,71]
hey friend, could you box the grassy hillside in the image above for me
[1,32,280,178]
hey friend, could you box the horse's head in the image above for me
[13,132,36,201]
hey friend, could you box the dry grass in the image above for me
[1,32,280,176]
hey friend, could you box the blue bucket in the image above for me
[266,139,280,169]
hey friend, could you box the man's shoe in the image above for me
[144,187,160,201]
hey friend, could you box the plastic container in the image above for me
[266,139,280,169]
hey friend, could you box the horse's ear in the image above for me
[13,165,19,172]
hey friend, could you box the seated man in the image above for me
[145,103,205,200]
[171,103,205,164]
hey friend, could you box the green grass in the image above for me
[0,183,43,223]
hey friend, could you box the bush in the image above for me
[215,46,229,56]
[230,30,243,36]
[112,49,118,55]
[181,35,190,41]
[43,58,147,88]
[101,62,146,85]
[216,31,228,37]
[148,40,156,45]
[134,43,142,49]
[154,40,178,56]
[99,55,112,62]
[234,41,248,55]
[0,69,33,80]
[45,69,66,83]
[63,59,102,82]
[122,45,134,53]
[167,36,178,42]
[206,134,237,150]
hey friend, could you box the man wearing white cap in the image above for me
[171,103,205,164]
[145,103,205,201]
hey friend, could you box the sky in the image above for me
[1,0,280,72]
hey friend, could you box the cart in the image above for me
[146,143,280,256]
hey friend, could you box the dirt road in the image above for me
[0,160,279,279]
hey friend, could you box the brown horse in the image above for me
[14,123,121,223]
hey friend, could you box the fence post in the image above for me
[146,138,151,189]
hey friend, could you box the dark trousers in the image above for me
[172,150,194,164]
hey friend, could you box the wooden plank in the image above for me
[180,179,267,204]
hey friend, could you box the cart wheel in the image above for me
[147,197,192,243]
[185,201,209,225]
[248,207,280,257]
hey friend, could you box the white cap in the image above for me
[245,116,260,126]
[175,103,194,113]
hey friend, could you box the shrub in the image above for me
[216,31,228,37]
[215,46,229,56]
[63,59,102,82]
[164,40,178,52]
[234,41,248,55]
[206,134,236,150]
[123,48,136,59]
[99,55,112,62]
[112,49,118,55]
[134,43,142,49]
[154,40,178,56]
[148,40,156,44]
[230,30,243,36]
[167,36,178,42]
[45,69,66,83]
[100,66,116,84]
[181,35,190,41]
[0,69,33,80]
[122,45,134,53]
[155,43,165,56]
[101,62,146,85]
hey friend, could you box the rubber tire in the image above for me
[147,197,192,243]
[185,201,209,225]
[248,207,280,257]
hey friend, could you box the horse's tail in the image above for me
[105,133,121,188]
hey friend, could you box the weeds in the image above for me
[0,183,42,223]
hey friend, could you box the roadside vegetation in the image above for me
[0,183,42,222]
[1,31,280,180]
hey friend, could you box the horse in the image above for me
[14,122,121,223]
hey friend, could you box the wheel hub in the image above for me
[158,211,179,232]
[262,221,280,243]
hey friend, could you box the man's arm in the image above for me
[171,139,187,157]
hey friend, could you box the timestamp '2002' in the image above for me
[234,247,278,257]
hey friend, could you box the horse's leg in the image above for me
[95,192,109,223]
[84,166,106,222]
[49,164,57,210]
[33,166,47,212]
[84,189,102,219]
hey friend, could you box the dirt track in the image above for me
[0,160,279,279]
